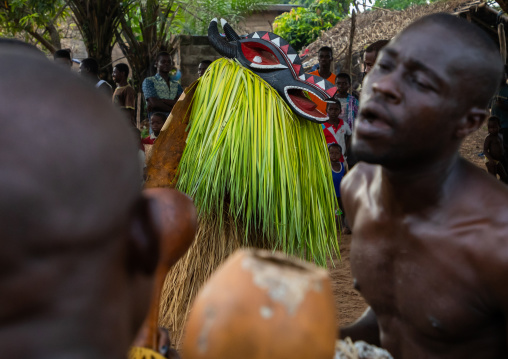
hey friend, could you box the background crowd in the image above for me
[54,39,508,235]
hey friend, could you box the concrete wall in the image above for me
[177,35,222,88]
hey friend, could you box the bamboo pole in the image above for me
[346,10,356,76]
[499,23,506,64]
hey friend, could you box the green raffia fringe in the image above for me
[177,58,339,266]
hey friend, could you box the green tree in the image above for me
[273,0,346,51]
[69,0,132,78]
[178,0,274,35]
[0,0,70,53]
[116,0,184,92]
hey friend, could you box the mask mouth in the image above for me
[284,86,329,122]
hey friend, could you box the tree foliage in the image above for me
[117,0,184,91]
[0,0,70,52]
[177,0,273,35]
[273,0,346,51]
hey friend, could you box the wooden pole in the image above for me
[137,92,142,129]
[345,10,356,76]
[499,23,507,64]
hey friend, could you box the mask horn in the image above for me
[208,18,236,59]
[221,19,241,41]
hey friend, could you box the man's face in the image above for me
[488,121,500,135]
[197,63,209,77]
[156,55,172,74]
[327,103,341,121]
[353,24,467,168]
[151,116,165,135]
[363,50,377,74]
[329,146,342,162]
[318,50,332,72]
[335,77,350,96]
[112,67,124,83]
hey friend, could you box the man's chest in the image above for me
[349,210,495,341]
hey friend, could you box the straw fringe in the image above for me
[158,59,339,345]
[158,214,269,345]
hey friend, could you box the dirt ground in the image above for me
[329,123,489,327]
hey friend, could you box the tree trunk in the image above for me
[69,0,125,83]
[45,23,62,50]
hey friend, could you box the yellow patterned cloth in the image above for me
[129,346,166,359]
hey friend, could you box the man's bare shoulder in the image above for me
[341,162,378,196]
[454,160,508,277]
[458,159,508,211]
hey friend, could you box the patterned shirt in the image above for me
[335,94,359,130]
[142,73,183,133]
[142,73,183,103]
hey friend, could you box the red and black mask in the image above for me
[208,19,336,123]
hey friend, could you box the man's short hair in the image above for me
[151,112,167,121]
[326,98,342,111]
[365,40,390,55]
[488,116,501,126]
[54,49,71,60]
[336,72,351,84]
[199,60,212,66]
[318,46,333,57]
[328,142,343,153]
[114,63,130,77]
[81,58,99,75]
[156,51,171,62]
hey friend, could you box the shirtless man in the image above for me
[340,14,508,358]
[0,43,196,359]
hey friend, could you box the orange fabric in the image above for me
[308,70,336,116]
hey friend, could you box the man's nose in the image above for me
[371,72,401,104]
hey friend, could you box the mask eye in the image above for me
[241,42,287,69]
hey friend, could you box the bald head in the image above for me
[400,13,503,108]
[0,47,141,247]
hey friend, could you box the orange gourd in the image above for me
[182,249,336,359]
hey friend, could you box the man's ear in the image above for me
[127,195,160,275]
[454,108,487,139]
[127,188,197,276]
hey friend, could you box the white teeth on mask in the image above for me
[287,54,297,63]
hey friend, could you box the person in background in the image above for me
[328,143,350,234]
[142,52,183,130]
[309,46,336,115]
[112,63,137,127]
[334,72,359,168]
[334,72,359,130]
[362,40,390,75]
[198,60,212,77]
[322,99,351,159]
[484,116,508,183]
[490,66,508,156]
[142,112,166,148]
[79,57,113,97]
[54,49,72,68]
